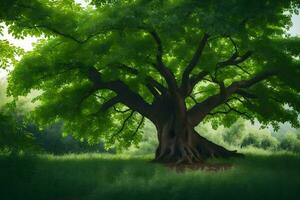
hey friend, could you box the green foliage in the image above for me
[0,0,300,149]
[0,40,22,69]
[0,80,37,153]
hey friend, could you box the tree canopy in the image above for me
[1,0,300,151]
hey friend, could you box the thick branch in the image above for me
[236,89,257,99]
[217,51,252,69]
[181,33,209,95]
[111,63,167,97]
[185,50,253,98]
[148,30,177,92]
[87,67,155,121]
[93,94,131,115]
[100,96,121,112]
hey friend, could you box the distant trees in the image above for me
[0,108,111,154]
[1,81,110,154]
[31,122,112,154]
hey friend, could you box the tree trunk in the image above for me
[154,117,242,164]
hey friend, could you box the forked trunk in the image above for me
[154,117,242,164]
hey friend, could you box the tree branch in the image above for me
[130,116,145,139]
[217,51,252,69]
[91,94,131,116]
[224,102,251,119]
[148,30,177,92]
[181,33,209,95]
[113,107,131,113]
[186,50,252,97]
[86,67,155,121]
[208,103,251,119]
[111,110,135,139]
[146,77,167,95]
[188,69,277,126]
[236,89,257,99]
[100,96,121,112]
[110,63,167,98]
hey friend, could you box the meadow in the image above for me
[1,150,300,200]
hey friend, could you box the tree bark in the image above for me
[153,116,242,164]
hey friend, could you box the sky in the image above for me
[0,3,300,78]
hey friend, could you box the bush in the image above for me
[223,120,246,146]
[279,133,300,153]
[0,109,39,154]
[240,131,279,150]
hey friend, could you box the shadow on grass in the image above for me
[0,153,299,200]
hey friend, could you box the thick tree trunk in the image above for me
[154,117,242,164]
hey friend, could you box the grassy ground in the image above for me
[1,151,300,200]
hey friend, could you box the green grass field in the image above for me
[1,151,300,200]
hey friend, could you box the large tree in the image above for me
[1,0,300,164]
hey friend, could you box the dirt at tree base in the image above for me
[165,162,233,172]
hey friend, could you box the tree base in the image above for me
[154,128,243,165]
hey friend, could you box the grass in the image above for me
[1,151,300,200]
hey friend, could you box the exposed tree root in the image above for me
[153,123,243,166]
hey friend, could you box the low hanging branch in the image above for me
[130,116,145,139]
